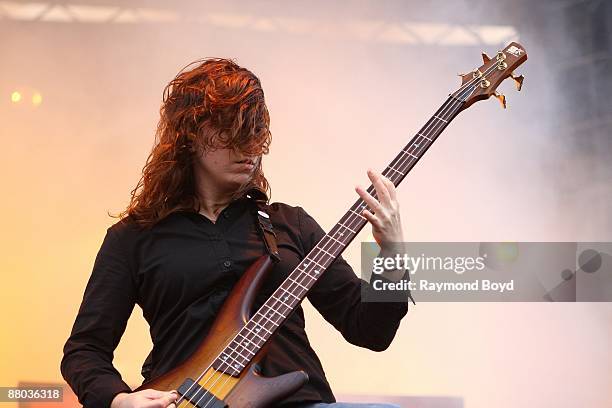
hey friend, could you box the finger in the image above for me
[381,175,397,202]
[155,391,178,408]
[355,185,383,215]
[142,389,167,399]
[362,209,383,230]
[367,169,391,207]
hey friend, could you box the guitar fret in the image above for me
[247,321,265,336]
[232,334,259,349]
[402,149,419,160]
[219,350,248,366]
[349,209,367,220]
[327,234,346,246]
[338,222,356,234]
[251,318,273,335]
[254,305,290,335]
[224,342,253,361]
[262,304,286,319]
[297,267,318,280]
[228,337,255,355]
[387,166,405,176]
[218,95,466,376]
[317,247,336,257]
[280,288,300,301]
[303,258,326,269]
[217,362,242,374]
[256,317,278,337]
[217,359,244,371]
[226,344,254,364]
[237,329,265,344]
[273,294,293,309]
[217,355,245,371]
[288,277,308,291]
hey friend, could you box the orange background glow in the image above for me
[2,2,612,407]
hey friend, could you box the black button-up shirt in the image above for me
[61,197,410,408]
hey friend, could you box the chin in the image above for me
[227,175,252,189]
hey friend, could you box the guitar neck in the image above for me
[214,95,465,375]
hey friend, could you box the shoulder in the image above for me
[106,215,146,245]
[266,201,300,217]
[262,202,300,229]
[266,202,311,226]
[266,202,324,237]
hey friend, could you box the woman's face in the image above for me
[193,145,260,193]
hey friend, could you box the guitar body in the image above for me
[134,255,309,407]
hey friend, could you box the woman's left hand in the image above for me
[355,169,404,250]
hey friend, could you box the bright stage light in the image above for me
[11,91,22,103]
[32,92,43,106]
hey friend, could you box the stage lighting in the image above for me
[32,92,43,106]
[11,91,22,103]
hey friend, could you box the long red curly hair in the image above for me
[116,58,271,228]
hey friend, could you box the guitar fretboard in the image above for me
[212,95,465,376]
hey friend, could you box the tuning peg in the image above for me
[510,72,524,91]
[481,52,492,64]
[494,92,507,109]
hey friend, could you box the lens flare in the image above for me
[32,92,43,106]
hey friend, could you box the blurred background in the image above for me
[1,0,612,407]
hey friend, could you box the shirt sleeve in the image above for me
[60,226,136,408]
[297,206,411,352]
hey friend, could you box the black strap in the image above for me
[246,190,281,263]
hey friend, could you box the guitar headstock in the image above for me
[452,42,527,110]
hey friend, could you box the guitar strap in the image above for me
[141,190,280,381]
[245,188,281,263]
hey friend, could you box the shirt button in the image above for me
[223,260,232,268]
[223,211,230,219]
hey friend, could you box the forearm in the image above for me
[61,354,132,408]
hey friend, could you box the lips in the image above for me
[236,158,255,165]
[234,158,256,172]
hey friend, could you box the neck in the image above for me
[198,196,232,221]
[195,178,236,222]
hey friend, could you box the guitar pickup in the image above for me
[177,378,228,408]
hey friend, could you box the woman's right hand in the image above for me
[110,389,179,408]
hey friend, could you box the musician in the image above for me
[61,58,412,408]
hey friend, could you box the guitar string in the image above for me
[177,61,497,408]
[189,95,468,408]
[181,63,493,408]
[188,98,464,408]
[184,68,488,408]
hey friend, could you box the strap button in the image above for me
[223,260,232,268]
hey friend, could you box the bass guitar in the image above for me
[135,41,528,408]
